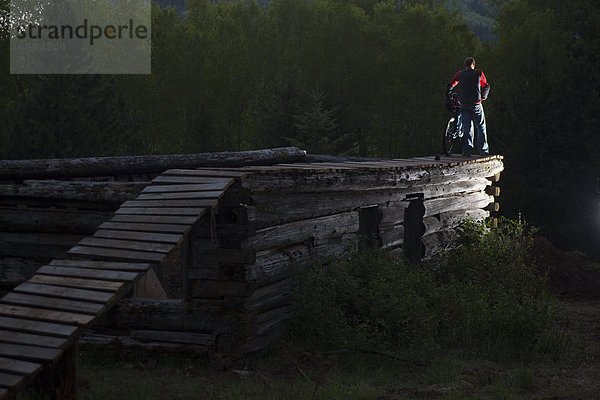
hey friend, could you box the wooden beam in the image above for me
[0,147,306,180]
[0,207,112,234]
[0,180,145,204]
[0,316,77,338]
[0,303,94,327]
[13,283,114,303]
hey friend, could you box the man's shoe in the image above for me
[480,151,490,156]
[462,152,472,157]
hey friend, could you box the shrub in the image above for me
[290,219,566,361]
[290,246,438,352]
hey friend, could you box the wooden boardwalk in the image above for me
[0,154,500,399]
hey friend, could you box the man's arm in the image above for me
[480,71,490,100]
[446,71,461,95]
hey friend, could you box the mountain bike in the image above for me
[443,93,472,156]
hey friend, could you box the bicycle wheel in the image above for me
[443,117,458,156]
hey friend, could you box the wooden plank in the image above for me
[28,275,124,292]
[0,316,76,338]
[0,329,68,349]
[142,183,230,193]
[38,265,139,282]
[78,237,173,254]
[2,293,104,315]
[151,176,233,185]
[0,356,41,375]
[93,229,183,243]
[130,330,216,346]
[114,207,208,216]
[136,191,224,200]
[488,172,501,182]
[49,260,151,272]
[0,343,63,363]
[13,283,114,303]
[485,185,500,196]
[0,372,24,389]
[0,303,94,327]
[165,169,247,178]
[68,246,165,263]
[485,202,500,212]
[121,199,218,208]
[99,221,191,234]
[109,214,199,225]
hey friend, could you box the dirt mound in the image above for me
[532,237,600,299]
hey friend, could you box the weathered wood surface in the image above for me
[130,330,216,346]
[79,333,213,351]
[0,207,111,234]
[28,275,124,292]
[241,159,503,192]
[109,214,199,225]
[0,356,41,375]
[102,299,251,335]
[0,304,94,327]
[246,186,494,228]
[13,282,114,303]
[423,209,489,236]
[242,212,359,251]
[0,233,83,259]
[0,259,42,289]
[380,225,404,249]
[422,229,460,259]
[68,246,165,263]
[0,330,67,349]
[2,293,104,315]
[0,147,306,180]
[98,221,191,234]
[0,181,146,204]
[244,235,357,288]
[424,192,494,217]
[49,259,152,272]
[36,266,140,282]
[0,316,77,338]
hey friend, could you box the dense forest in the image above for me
[0,0,599,257]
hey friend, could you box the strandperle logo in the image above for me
[10,0,151,74]
[15,19,149,46]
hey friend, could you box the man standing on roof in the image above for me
[447,57,491,156]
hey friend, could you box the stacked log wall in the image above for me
[0,148,305,293]
[0,152,503,359]
[183,158,503,356]
[0,178,153,293]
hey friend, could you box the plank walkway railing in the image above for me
[0,169,246,399]
[0,154,501,399]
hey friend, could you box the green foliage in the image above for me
[7,75,138,159]
[0,0,476,159]
[291,219,566,361]
[292,245,438,352]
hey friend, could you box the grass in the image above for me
[58,312,600,400]
[16,299,600,400]
[18,220,600,399]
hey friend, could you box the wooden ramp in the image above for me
[0,170,245,399]
[0,154,500,399]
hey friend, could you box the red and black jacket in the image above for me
[448,68,490,106]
